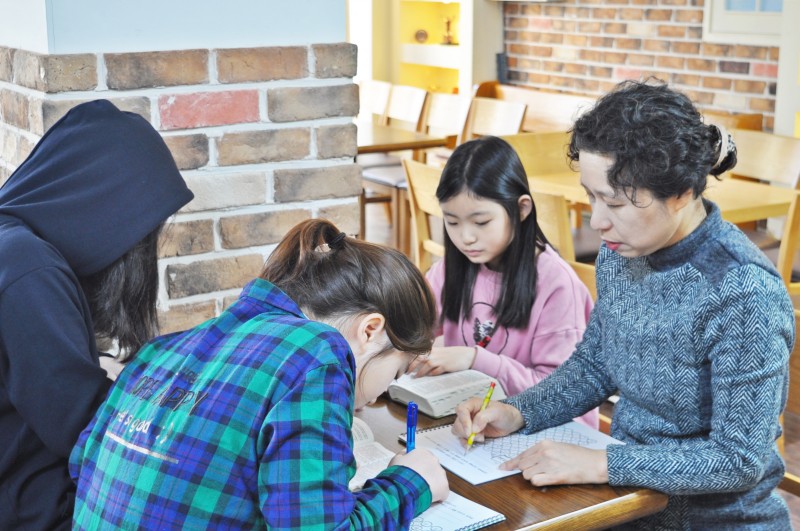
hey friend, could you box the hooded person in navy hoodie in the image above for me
[0,100,193,529]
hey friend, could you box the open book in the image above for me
[350,417,506,530]
[349,416,398,491]
[388,370,507,418]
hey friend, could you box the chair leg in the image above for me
[359,189,366,240]
[396,189,412,258]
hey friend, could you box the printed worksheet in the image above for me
[402,421,622,485]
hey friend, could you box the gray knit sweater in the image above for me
[505,201,793,529]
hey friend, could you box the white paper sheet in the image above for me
[405,421,622,485]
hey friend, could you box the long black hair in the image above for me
[437,136,549,330]
[80,223,164,361]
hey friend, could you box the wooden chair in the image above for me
[358,83,429,170]
[567,260,597,302]
[361,93,471,251]
[474,81,595,134]
[427,97,528,168]
[503,132,603,263]
[763,191,800,302]
[501,131,572,176]
[403,159,445,272]
[360,85,429,240]
[357,78,392,125]
[702,109,763,132]
[779,310,800,497]
[531,190,576,262]
[461,97,527,141]
[726,128,800,250]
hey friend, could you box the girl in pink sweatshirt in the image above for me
[410,136,598,428]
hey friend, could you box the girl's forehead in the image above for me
[440,192,504,212]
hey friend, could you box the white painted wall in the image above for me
[346,0,371,82]
[0,0,346,54]
[0,1,50,53]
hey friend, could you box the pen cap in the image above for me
[407,401,418,423]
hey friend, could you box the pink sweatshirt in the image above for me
[426,245,598,428]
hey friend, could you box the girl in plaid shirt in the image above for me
[70,219,449,530]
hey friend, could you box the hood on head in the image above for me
[0,100,194,277]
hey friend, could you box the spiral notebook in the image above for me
[351,418,505,529]
[400,421,622,485]
[411,492,505,531]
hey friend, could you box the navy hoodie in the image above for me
[0,100,193,530]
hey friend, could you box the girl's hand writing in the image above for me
[390,448,450,503]
[406,346,476,377]
[451,398,524,444]
[499,441,608,486]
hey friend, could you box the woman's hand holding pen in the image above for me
[452,399,524,445]
[499,442,609,486]
[389,450,450,503]
[406,346,476,377]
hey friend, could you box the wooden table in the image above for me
[357,397,668,530]
[528,172,798,225]
[357,122,449,255]
[357,122,450,155]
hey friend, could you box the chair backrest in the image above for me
[566,260,597,301]
[461,97,527,142]
[776,191,800,295]
[728,128,800,189]
[530,190,576,262]
[383,84,428,131]
[778,309,800,497]
[702,110,763,131]
[403,159,445,272]
[495,84,595,133]
[358,79,392,124]
[422,92,472,147]
[500,131,572,177]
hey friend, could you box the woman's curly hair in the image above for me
[567,78,737,204]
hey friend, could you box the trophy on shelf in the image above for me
[443,16,456,45]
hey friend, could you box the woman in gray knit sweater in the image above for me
[453,79,794,529]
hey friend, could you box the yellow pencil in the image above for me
[465,381,496,454]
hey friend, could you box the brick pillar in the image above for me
[0,43,360,333]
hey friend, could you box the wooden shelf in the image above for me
[401,43,460,69]
[392,0,503,95]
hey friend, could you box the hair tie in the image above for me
[314,231,347,253]
[329,231,347,249]
[713,124,730,170]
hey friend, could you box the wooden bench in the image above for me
[475,81,596,133]
[476,81,765,133]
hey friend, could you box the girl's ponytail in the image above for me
[260,219,436,356]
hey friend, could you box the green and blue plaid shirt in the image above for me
[70,278,431,530]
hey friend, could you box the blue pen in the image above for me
[406,401,418,452]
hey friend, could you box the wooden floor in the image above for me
[362,203,800,527]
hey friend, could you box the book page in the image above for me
[349,417,396,491]
[410,492,505,531]
[352,416,375,445]
[403,421,622,485]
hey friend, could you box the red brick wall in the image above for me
[501,1,779,130]
[0,44,359,333]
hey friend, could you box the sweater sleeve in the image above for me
[503,304,616,430]
[606,265,793,495]
[259,362,431,530]
[0,267,111,457]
